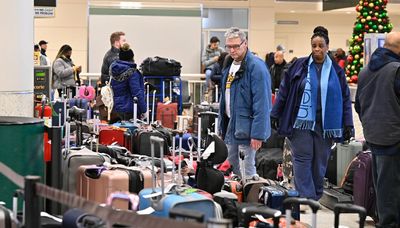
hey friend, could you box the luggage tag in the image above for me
[136,207,155,215]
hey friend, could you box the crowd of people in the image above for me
[38,25,400,227]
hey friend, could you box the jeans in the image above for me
[204,69,213,93]
[371,150,400,228]
[227,144,257,178]
[289,126,332,200]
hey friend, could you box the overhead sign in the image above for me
[323,0,358,11]
[34,0,56,7]
[34,7,55,17]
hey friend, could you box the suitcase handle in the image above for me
[283,197,320,213]
[242,205,281,228]
[334,203,367,228]
[106,192,139,211]
[283,197,320,228]
[150,136,165,196]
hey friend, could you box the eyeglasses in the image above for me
[225,40,245,51]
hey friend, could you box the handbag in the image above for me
[100,77,113,121]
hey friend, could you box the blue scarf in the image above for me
[294,56,343,138]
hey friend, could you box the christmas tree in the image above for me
[346,0,393,84]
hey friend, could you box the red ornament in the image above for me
[375,6,380,10]
[346,70,350,75]
[372,17,377,21]
[347,55,354,62]
[363,2,368,6]
[351,75,358,83]
[365,25,369,30]
[383,0,388,4]
[383,19,387,23]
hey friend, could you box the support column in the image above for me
[0,1,34,116]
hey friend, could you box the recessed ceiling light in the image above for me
[290,10,296,13]
[346,11,352,14]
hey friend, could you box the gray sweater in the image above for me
[52,57,76,89]
[202,46,224,69]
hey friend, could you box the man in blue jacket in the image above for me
[356,32,400,228]
[219,27,271,179]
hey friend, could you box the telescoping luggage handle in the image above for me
[133,97,138,124]
[242,205,281,228]
[150,136,165,197]
[283,198,320,228]
[334,203,367,228]
[171,130,184,185]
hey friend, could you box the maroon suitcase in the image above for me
[156,102,177,129]
[341,151,376,220]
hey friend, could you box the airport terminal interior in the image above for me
[0,0,399,227]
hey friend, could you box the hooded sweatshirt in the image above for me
[356,47,400,150]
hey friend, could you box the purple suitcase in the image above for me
[342,151,376,220]
[352,151,376,220]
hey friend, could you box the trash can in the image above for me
[0,117,44,207]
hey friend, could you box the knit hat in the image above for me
[119,43,134,62]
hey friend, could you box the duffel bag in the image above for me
[140,56,182,76]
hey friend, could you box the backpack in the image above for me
[100,78,113,121]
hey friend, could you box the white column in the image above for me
[0,1,34,116]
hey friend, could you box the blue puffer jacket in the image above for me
[271,56,353,139]
[218,51,272,145]
[110,60,146,116]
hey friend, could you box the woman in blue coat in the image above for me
[271,27,353,200]
[109,43,146,123]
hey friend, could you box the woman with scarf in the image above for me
[270,27,354,201]
[52,44,81,97]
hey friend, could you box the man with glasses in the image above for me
[218,27,272,179]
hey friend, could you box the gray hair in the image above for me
[224,27,247,41]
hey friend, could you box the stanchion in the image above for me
[25,176,41,228]
[44,126,62,215]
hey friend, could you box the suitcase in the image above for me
[341,151,376,220]
[69,98,88,110]
[77,165,149,210]
[326,140,363,185]
[156,102,178,129]
[133,130,169,157]
[62,147,110,194]
[258,185,300,220]
[319,184,353,210]
[98,126,126,146]
[334,203,367,228]
[138,135,217,220]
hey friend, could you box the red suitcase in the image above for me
[99,126,126,146]
[156,102,177,129]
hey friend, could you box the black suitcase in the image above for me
[133,130,169,157]
[320,184,353,210]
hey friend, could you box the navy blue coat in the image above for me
[110,60,146,116]
[271,56,353,139]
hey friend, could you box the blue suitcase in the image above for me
[138,135,216,221]
[259,184,300,220]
